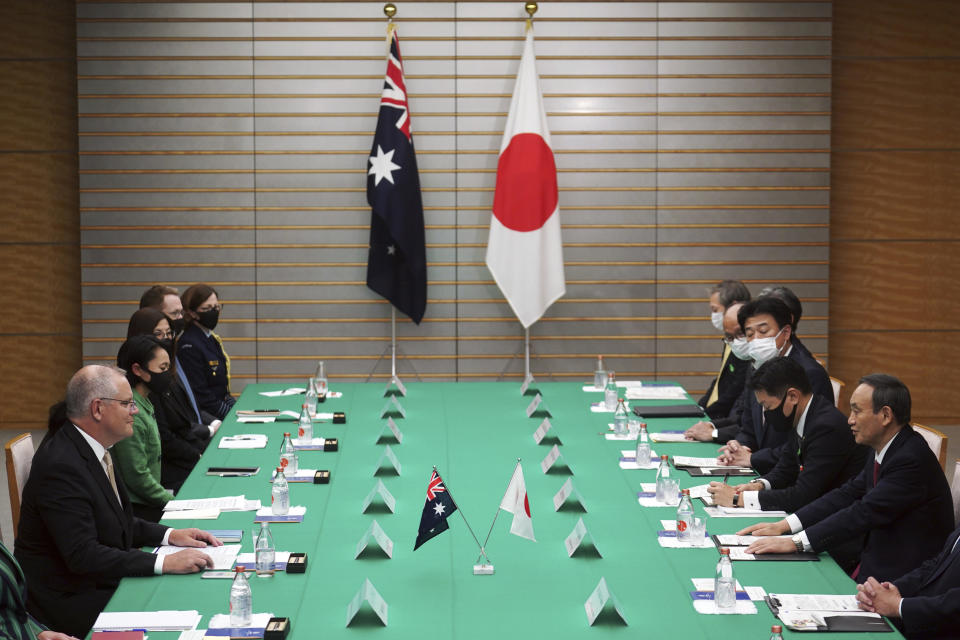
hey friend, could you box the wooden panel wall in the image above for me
[0,1,81,430]
[830,0,959,424]
[77,1,831,394]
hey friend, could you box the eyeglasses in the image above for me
[197,303,222,313]
[153,329,174,340]
[99,397,137,412]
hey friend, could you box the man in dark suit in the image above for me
[707,357,868,513]
[739,374,954,584]
[855,523,960,639]
[15,365,220,637]
[697,280,752,420]
[717,296,835,473]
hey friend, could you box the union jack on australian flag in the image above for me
[366,28,427,324]
[414,468,458,550]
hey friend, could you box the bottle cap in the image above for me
[661,454,668,460]
[771,625,782,633]
[681,489,690,495]
[719,547,730,555]
[276,466,282,473]
[284,432,291,437]
[619,397,624,402]
[235,566,246,572]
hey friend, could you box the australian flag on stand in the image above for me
[366,28,427,324]
[414,469,458,551]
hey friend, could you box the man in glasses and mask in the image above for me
[708,357,867,513]
[718,296,834,472]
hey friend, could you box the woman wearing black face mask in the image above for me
[127,307,217,492]
[114,334,174,522]
[177,284,236,420]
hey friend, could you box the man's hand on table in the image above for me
[684,421,715,441]
[856,577,902,618]
[169,528,223,548]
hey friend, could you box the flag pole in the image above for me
[436,466,492,566]
[477,459,522,561]
[391,307,397,378]
[525,1,537,32]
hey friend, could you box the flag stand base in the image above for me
[473,563,495,575]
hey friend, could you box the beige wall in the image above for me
[0,0,81,431]
[830,0,959,424]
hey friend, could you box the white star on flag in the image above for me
[433,502,446,516]
[387,245,396,255]
[368,145,401,186]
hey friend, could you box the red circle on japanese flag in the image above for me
[493,133,558,232]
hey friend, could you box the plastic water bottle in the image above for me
[254,521,275,578]
[593,355,607,389]
[272,466,290,515]
[655,454,671,502]
[314,360,328,399]
[297,403,313,441]
[280,432,298,474]
[305,378,318,417]
[613,398,628,435]
[676,489,694,542]
[769,625,784,640]
[229,567,252,626]
[715,548,736,609]
[604,371,618,411]
[635,423,651,467]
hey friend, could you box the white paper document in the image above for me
[93,610,202,631]
[219,434,268,449]
[715,534,791,547]
[209,613,275,631]
[164,496,257,512]
[152,544,241,570]
[625,386,688,400]
[692,598,758,615]
[236,551,291,566]
[672,456,724,468]
[255,505,306,517]
[769,593,861,612]
[236,415,275,423]
[160,508,220,520]
[259,388,305,397]
[709,506,789,518]
[650,431,692,443]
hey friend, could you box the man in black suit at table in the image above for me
[15,365,221,637]
[697,279,752,420]
[707,357,868,513]
[856,522,960,639]
[738,374,954,584]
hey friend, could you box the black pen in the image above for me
[723,473,729,485]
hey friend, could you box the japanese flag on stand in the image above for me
[485,27,566,329]
[500,462,535,541]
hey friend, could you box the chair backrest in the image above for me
[829,376,845,408]
[911,423,948,471]
[4,433,35,537]
[952,459,960,525]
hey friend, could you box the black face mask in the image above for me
[167,316,186,335]
[196,308,219,331]
[143,369,173,395]
[764,394,799,432]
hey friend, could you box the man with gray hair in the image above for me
[15,365,221,637]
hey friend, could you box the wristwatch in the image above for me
[792,534,804,553]
[732,493,739,507]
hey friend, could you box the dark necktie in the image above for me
[873,460,880,486]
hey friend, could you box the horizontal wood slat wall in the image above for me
[0,0,81,431]
[830,0,958,424]
[78,1,831,392]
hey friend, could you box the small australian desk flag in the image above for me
[414,469,458,550]
[366,28,427,324]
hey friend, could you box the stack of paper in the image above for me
[219,434,269,449]
[206,613,275,636]
[272,468,319,483]
[254,505,306,523]
[92,611,202,632]
[704,506,789,518]
[152,544,241,571]
[649,430,690,443]
[236,551,291,571]
[165,496,260,513]
[625,385,688,400]
[258,388,305,397]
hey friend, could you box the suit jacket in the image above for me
[894,525,960,640]
[731,339,836,474]
[794,427,955,584]
[153,376,211,491]
[177,323,235,419]
[758,394,869,512]
[698,342,751,420]
[0,542,46,640]
[14,425,169,637]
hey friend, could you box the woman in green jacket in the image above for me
[114,334,173,522]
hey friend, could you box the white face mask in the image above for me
[748,327,786,366]
[728,336,751,361]
[710,311,724,332]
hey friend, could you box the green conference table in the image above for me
[102,382,900,639]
